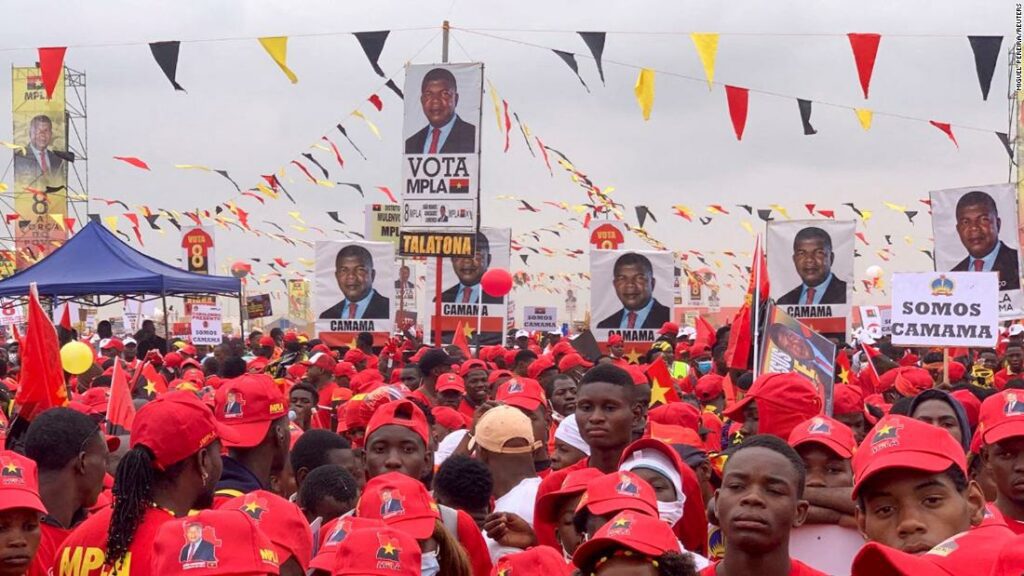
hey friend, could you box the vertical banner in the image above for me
[180,226,216,274]
[930,183,1023,319]
[288,279,311,323]
[686,271,704,306]
[425,228,510,345]
[759,305,837,414]
[767,220,855,340]
[590,249,674,345]
[12,66,68,269]
[315,241,395,342]
[399,63,483,257]
[365,203,402,245]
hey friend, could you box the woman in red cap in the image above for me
[0,451,46,576]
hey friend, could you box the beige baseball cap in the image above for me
[469,405,539,454]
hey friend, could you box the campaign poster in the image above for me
[245,294,273,319]
[425,228,510,346]
[180,226,216,274]
[930,183,1023,318]
[767,220,855,340]
[588,219,628,250]
[523,306,558,333]
[890,272,998,348]
[288,279,311,322]
[759,305,837,414]
[590,249,675,344]
[190,305,223,346]
[12,67,68,270]
[399,62,483,257]
[394,261,417,322]
[314,241,395,340]
[364,203,401,245]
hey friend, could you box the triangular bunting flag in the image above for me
[384,78,404,99]
[997,132,1013,159]
[149,41,185,91]
[552,50,590,92]
[797,99,816,135]
[725,85,749,140]
[690,33,719,90]
[968,36,1002,100]
[354,31,390,77]
[214,170,241,192]
[635,205,656,228]
[929,121,958,148]
[855,108,873,131]
[634,68,655,121]
[38,47,66,100]
[848,33,881,99]
[258,37,298,84]
[577,32,606,84]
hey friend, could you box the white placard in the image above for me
[523,306,558,333]
[890,272,998,347]
[190,304,223,345]
[0,300,24,327]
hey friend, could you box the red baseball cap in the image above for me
[576,470,658,516]
[572,511,680,570]
[245,357,269,374]
[552,340,575,357]
[851,524,1013,575]
[214,374,288,449]
[334,361,357,378]
[220,490,313,571]
[558,353,593,373]
[152,509,279,575]
[310,517,386,572]
[100,337,124,351]
[283,332,298,343]
[496,377,546,412]
[164,352,184,369]
[286,363,307,381]
[534,468,604,530]
[182,368,206,386]
[180,344,198,357]
[788,415,856,459]
[343,348,367,364]
[81,387,110,413]
[977,390,1024,447]
[0,451,46,514]
[131,390,240,470]
[436,373,466,394]
[487,369,514,385]
[356,472,440,539]
[723,373,823,439]
[491,546,571,575]
[950,389,981,430]
[607,334,623,346]
[658,322,679,337]
[695,374,724,402]
[833,383,865,416]
[364,400,430,447]
[258,335,276,348]
[304,352,337,372]
[646,422,703,449]
[851,415,967,498]
[459,359,487,377]
[431,406,467,431]
[648,402,701,432]
[332,526,421,576]
[527,356,556,380]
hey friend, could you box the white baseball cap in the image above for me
[1010,324,1024,337]
[515,330,530,339]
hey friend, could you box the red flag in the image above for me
[745,236,770,305]
[134,361,168,398]
[929,121,958,148]
[368,94,383,111]
[860,343,882,394]
[15,284,67,419]
[646,357,680,407]
[848,33,881,99]
[452,321,472,360]
[107,358,136,435]
[694,315,717,350]
[38,47,66,100]
[59,302,72,331]
[113,156,151,170]
[725,85,749,141]
[834,348,852,385]
[725,303,752,370]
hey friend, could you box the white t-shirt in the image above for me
[484,476,543,562]
[789,524,864,576]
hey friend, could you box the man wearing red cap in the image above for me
[435,373,467,411]
[557,353,593,381]
[831,383,869,444]
[55,391,238,575]
[151,509,281,575]
[978,389,1024,533]
[212,374,291,506]
[606,334,625,362]
[723,373,823,441]
[695,374,726,415]
[459,360,490,422]
[0,451,47,576]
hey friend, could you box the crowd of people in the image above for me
[2,317,1024,575]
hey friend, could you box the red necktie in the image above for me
[461,287,471,303]
[347,302,357,319]
[428,128,441,153]
[804,287,816,305]
[39,151,48,174]
[973,259,984,271]
[627,311,637,329]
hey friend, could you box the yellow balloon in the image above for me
[60,341,94,375]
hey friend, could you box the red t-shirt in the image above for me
[699,558,828,576]
[28,522,70,576]
[454,508,493,576]
[54,506,176,575]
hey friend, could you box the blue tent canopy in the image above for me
[0,221,240,299]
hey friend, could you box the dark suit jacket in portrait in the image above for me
[13,148,64,181]
[596,299,671,330]
[952,241,1021,291]
[777,277,849,305]
[179,539,216,563]
[404,116,476,154]
[318,290,390,320]
[439,283,503,304]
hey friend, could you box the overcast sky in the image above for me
[0,0,1016,325]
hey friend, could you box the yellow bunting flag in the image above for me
[634,68,655,121]
[50,214,64,230]
[258,37,298,84]
[174,164,211,171]
[690,33,720,90]
[104,215,118,232]
[287,211,305,224]
[487,80,504,132]
[350,110,381,139]
[855,108,873,131]
[740,221,754,236]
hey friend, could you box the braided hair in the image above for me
[105,445,188,567]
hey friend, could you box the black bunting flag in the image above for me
[968,36,1002,101]
[214,170,241,192]
[327,211,346,225]
[635,205,656,228]
[797,99,817,135]
[552,50,589,92]
[354,31,390,77]
[336,182,364,197]
[301,153,329,179]
[578,32,606,84]
[997,132,1012,159]
[149,41,186,92]
[757,209,774,222]
[385,78,404,99]
[336,124,367,160]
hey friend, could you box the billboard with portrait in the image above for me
[759,304,836,413]
[767,220,855,340]
[425,227,510,345]
[314,241,395,338]
[590,249,675,344]
[930,183,1022,318]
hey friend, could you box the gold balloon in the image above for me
[60,341,94,375]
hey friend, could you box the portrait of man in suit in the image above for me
[223,391,244,417]
[179,523,217,564]
[950,190,1020,290]
[596,252,670,330]
[13,114,65,183]
[404,67,476,155]
[777,227,848,305]
[441,232,503,304]
[319,244,391,319]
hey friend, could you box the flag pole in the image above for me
[752,234,761,379]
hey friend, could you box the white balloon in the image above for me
[865,265,883,279]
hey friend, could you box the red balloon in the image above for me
[480,268,513,297]
[230,261,252,279]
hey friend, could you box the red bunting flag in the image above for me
[38,47,66,100]
[725,85,749,141]
[847,33,881,99]
[59,302,72,331]
[113,156,150,170]
[368,94,383,111]
[290,160,317,183]
[377,186,397,203]
[818,210,835,219]
[929,121,958,148]
[322,136,345,168]
[452,321,472,360]
[107,358,136,435]
[646,357,680,407]
[536,136,553,176]
[804,203,816,215]
[502,100,512,153]
[15,283,68,419]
